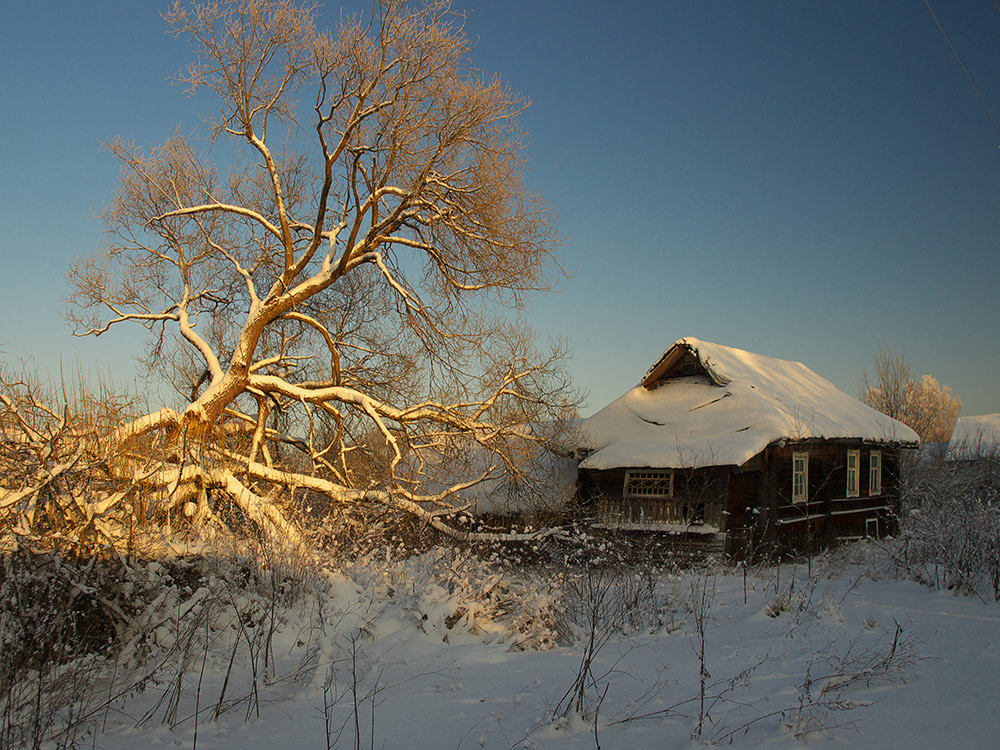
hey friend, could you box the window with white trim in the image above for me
[623,469,674,499]
[869,450,882,495]
[792,452,809,503]
[846,449,860,498]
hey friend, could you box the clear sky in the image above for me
[1,0,998,417]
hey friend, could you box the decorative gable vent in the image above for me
[642,343,716,390]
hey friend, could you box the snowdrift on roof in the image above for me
[946,413,1000,461]
[578,337,919,471]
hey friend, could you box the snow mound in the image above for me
[946,413,1000,461]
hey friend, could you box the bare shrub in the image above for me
[553,568,622,720]
[0,534,326,748]
[890,449,1000,600]
[547,555,677,747]
[785,621,920,739]
[0,370,149,554]
[321,632,387,750]
[0,550,119,748]
[688,572,716,739]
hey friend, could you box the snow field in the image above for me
[49,542,1000,749]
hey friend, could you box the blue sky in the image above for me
[1,0,998,417]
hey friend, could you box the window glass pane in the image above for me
[792,452,808,502]
[624,470,673,498]
[847,450,859,496]
[870,451,882,494]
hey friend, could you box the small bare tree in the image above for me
[859,345,961,443]
[61,0,576,545]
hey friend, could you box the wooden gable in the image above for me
[642,342,717,389]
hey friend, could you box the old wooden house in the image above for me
[575,338,919,557]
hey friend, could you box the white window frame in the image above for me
[869,450,882,495]
[846,449,860,498]
[792,452,809,503]
[866,517,880,539]
[623,469,674,499]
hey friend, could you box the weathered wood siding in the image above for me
[577,440,906,560]
[578,465,730,531]
[752,441,903,556]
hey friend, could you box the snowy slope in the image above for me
[579,338,919,471]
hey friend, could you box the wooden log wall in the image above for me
[578,465,729,530]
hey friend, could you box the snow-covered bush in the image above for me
[338,545,568,651]
[0,550,120,748]
[0,538,329,748]
[891,450,1000,599]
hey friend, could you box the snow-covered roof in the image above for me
[578,337,919,471]
[945,413,1000,461]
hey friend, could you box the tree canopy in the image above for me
[62,0,576,546]
[860,345,961,443]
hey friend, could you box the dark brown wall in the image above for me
[577,440,906,559]
[578,465,728,504]
[578,465,730,528]
[749,441,903,556]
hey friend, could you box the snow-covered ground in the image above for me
[74,543,1000,750]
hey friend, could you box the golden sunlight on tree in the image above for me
[52,0,576,547]
[860,345,962,443]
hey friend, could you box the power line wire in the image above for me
[922,0,1000,141]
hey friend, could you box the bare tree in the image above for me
[859,345,961,443]
[859,345,912,423]
[63,0,575,545]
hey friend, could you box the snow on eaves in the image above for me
[946,413,1000,461]
[578,337,919,471]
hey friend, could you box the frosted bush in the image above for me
[892,452,1000,599]
[340,546,566,650]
